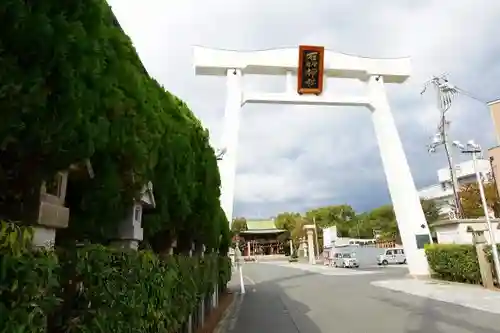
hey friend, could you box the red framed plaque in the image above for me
[297,45,325,95]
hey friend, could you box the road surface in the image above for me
[227,262,500,333]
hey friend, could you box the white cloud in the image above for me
[108,0,500,217]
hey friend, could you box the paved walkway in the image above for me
[227,262,500,333]
[372,279,500,315]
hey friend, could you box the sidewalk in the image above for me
[226,283,320,333]
[371,279,500,314]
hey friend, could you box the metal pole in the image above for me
[472,152,500,281]
[441,114,463,218]
[489,156,500,202]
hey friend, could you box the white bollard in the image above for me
[238,264,245,294]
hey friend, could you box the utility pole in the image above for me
[422,75,463,218]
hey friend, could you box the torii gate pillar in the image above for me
[193,46,432,277]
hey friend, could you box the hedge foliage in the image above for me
[0,0,228,252]
[0,223,60,333]
[425,244,484,285]
[1,223,233,333]
[1,1,233,332]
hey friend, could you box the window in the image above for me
[386,250,393,255]
[46,173,63,197]
[343,253,351,258]
[134,205,142,223]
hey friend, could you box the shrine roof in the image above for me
[243,219,285,234]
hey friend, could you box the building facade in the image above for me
[488,99,500,198]
[239,219,286,256]
[432,218,500,245]
[418,159,492,217]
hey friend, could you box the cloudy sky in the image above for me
[108,0,500,218]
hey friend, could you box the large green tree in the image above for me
[420,198,440,225]
[305,205,356,237]
[0,1,228,253]
[231,217,248,233]
[274,212,305,247]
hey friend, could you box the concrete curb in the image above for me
[213,291,242,333]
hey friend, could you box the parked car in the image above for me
[333,252,359,268]
[377,247,406,265]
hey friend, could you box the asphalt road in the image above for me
[228,263,500,333]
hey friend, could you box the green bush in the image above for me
[51,245,226,333]
[1,0,230,330]
[0,222,61,333]
[218,255,232,292]
[1,237,230,333]
[425,244,481,284]
[0,0,224,253]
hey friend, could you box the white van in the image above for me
[377,248,406,265]
[332,252,359,268]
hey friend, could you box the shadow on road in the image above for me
[373,294,500,333]
[231,272,321,333]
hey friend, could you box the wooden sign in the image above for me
[297,45,325,95]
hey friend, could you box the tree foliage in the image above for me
[0,0,229,253]
[231,217,248,233]
[305,205,356,236]
[264,199,441,246]
[459,182,500,218]
[274,212,305,246]
[421,198,440,225]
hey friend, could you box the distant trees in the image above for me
[231,217,248,233]
[274,212,304,248]
[265,199,442,247]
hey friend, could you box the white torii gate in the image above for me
[193,46,432,277]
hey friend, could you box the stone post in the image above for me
[304,225,316,265]
[467,225,495,289]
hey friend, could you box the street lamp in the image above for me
[452,140,500,281]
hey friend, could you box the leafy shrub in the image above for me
[425,244,481,284]
[1,222,231,333]
[50,245,225,333]
[0,222,60,333]
[217,255,232,292]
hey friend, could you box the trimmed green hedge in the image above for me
[425,244,500,285]
[1,224,232,333]
[1,248,231,333]
[425,244,482,284]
